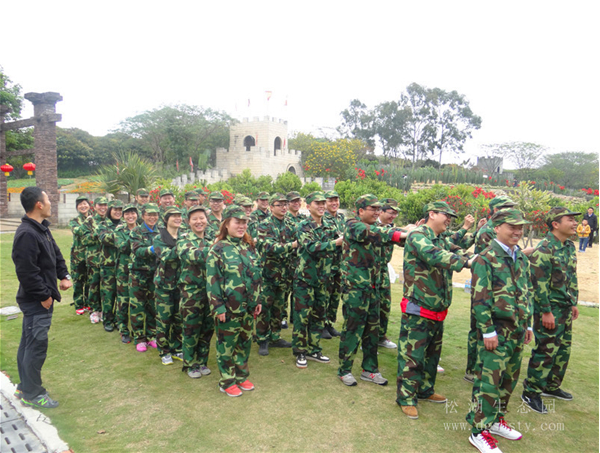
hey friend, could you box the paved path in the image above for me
[0,218,21,234]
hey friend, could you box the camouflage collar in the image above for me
[545,231,575,249]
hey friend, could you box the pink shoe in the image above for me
[147,340,157,349]
[136,342,147,352]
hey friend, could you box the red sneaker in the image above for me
[220,385,243,397]
[75,308,85,315]
[238,380,255,391]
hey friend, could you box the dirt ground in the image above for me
[390,238,599,304]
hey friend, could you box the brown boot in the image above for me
[419,393,447,403]
[401,405,419,419]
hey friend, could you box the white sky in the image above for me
[3,1,599,166]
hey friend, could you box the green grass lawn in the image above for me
[6,177,79,189]
[1,230,598,452]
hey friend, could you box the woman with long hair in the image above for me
[207,205,262,397]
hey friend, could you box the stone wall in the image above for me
[7,192,79,227]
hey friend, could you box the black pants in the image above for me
[589,229,596,247]
[16,312,52,400]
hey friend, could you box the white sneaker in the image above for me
[161,354,173,365]
[469,430,502,452]
[90,312,101,324]
[360,371,388,385]
[437,364,445,373]
[339,373,357,386]
[378,338,397,349]
[489,418,522,440]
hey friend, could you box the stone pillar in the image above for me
[181,174,188,186]
[25,92,63,225]
[0,105,9,219]
[189,172,195,184]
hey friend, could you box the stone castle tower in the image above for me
[215,116,303,179]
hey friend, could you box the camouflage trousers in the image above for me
[465,298,479,375]
[379,285,391,341]
[70,259,88,310]
[337,287,380,376]
[396,313,443,406]
[155,286,182,357]
[100,266,117,328]
[292,280,327,356]
[524,306,573,394]
[325,270,342,326]
[215,311,253,390]
[115,264,130,335]
[129,270,157,344]
[180,285,214,370]
[466,329,525,434]
[87,264,102,312]
[256,281,287,343]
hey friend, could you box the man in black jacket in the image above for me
[12,187,72,408]
[583,207,598,248]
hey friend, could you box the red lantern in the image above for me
[23,162,36,176]
[1,164,14,177]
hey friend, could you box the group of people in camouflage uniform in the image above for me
[68,186,582,452]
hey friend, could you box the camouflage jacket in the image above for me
[529,232,578,312]
[403,224,472,312]
[324,211,346,272]
[474,219,495,254]
[69,213,89,263]
[96,218,122,268]
[130,223,160,272]
[445,227,476,250]
[471,239,532,335]
[153,228,185,290]
[206,213,223,236]
[285,211,308,231]
[114,224,136,271]
[207,237,261,316]
[378,221,406,288]
[176,230,214,289]
[294,217,338,287]
[250,208,270,224]
[257,215,296,283]
[342,217,402,290]
[80,213,106,267]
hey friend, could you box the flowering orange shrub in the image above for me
[67,181,102,193]
[8,187,24,193]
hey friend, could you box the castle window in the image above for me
[288,165,296,174]
[274,137,282,156]
[243,135,256,151]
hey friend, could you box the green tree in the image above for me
[1,67,34,166]
[97,151,157,199]
[273,172,302,194]
[116,105,234,167]
[0,66,23,120]
[541,151,599,189]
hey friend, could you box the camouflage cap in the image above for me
[305,191,327,204]
[159,189,174,198]
[489,196,516,211]
[491,208,531,227]
[123,204,139,213]
[257,191,270,200]
[185,191,199,200]
[109,199,124,209]
[545,207,582,224]
[286,191,301,201]
[423,201,458,218]
[142,203,160,214]
[209,191,225,200]
[269,193,288,205]
[164,207,183,222]
[355,194,382,210]
[238,196,254,207]
[325,190,340,199]
[187,205,208,218]
[194,188,207,197]
[223,205,249,221]
[136,188,150,196]
[94,196,108,205]
[75,195,89,207]
[380,198,400,212]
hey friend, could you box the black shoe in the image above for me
[104,323,115,332]
[306,352,330,363]
[281,319,288,329]
[258,341,269,356]
[327,325,341,337]
[542,388,573,401]
[321,328,332,339]
[521,392,548,414]
[121,334,131,344]
[270,338,292,348]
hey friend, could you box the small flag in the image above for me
[176,160,179,172]
[266,91,272,101]
[255,134,258,146]
[190,156,194,172]
[283,138,286,149]
[248,99,251,107]
[284,97,288,107]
